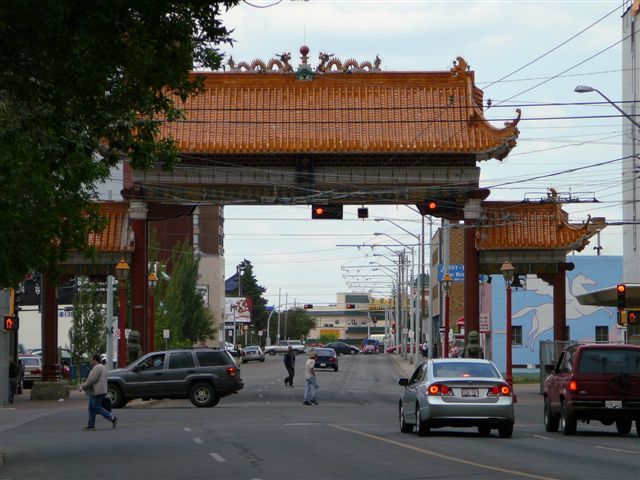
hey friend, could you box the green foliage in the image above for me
[281,308,316,341]
[234,260,269,333]
[154,240,213,347]
[70,278,107,378]
[319,331,339,345]
[0,1,239,286]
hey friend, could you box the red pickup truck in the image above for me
[543,343,640,436]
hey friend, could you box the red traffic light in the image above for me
[303,304,313,309]
[311,204,343,219]
[346,303,355,309]
[3,315,18,331]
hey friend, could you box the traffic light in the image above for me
[3,314,18,331]
[346,303,355,309]
[357,207,369,219]
[303,304,313,309]
[416,198,458,218]
[628,310,639,325]
[392,321,396,335]
[616,284,626,310]
[311,204,343,219]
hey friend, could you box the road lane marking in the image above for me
[258,394,264,398]
[184,427,191,432]
[193,437,203,444]
[327,424,558,480]
[533,435,552,440]
[594,445,637,454]
[285,423,323,426]
[210,453,226,462]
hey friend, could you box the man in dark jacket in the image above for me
[283,346,296,387]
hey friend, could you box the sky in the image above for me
[101,1,628,308]
[216,0,627,307]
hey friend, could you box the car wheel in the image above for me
[560,400,576,435]
[334,366,338,372]
[416,407,431,437]
[477,425,491,436]
[616,419,632,434]
[107,384,127,409]
[269,351,275,356]
[189,382,219,408]
[399,403,414,433]
[498,422,514,438]
[544,397,559,432]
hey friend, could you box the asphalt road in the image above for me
[1,353,639,480]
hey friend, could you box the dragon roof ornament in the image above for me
[226,45,382,78]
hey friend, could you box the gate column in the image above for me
[463,198,483,337]
[540,262,575,342]
[129,201,149,352]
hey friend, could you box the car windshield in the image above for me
[433,362,500,378]
[20,357,40,366]
[578,348,640,374]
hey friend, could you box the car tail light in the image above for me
[569,380,577,392]
[226,366,237,377]
[427,384,453,396]
[329,357,336,362]
[488,384,511,396]
[33,368,41,375]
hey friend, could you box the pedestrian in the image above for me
[8,357,17,404]
[283,346,295,387]
[79,353,117,430]
[303,350,319,406]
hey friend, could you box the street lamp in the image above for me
[115,258,130,368]
[148,271,158,352]
[500,260,515,391]
[442,273,452,357]
[575,85,640,129]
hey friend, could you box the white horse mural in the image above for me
[512,273,613,350]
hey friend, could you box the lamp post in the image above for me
[147,271,158,352]
[500,260,515,390]
[442,273,452,357]
[574,85,640,129]
[115,258,130,368]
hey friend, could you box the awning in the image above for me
[575,284,640,308]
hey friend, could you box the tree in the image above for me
[281,308,316,341]
[154,240,213,347]
[69,278,107,379]
[0,1,240,287]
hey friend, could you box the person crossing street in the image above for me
[283,346,296,387]
[79,353,117,430]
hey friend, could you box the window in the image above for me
[168,352,195,369]
[511,326,522,346]
[595,326,609,343]
[196,350,229,366]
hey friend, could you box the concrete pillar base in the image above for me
[30,380,70,400]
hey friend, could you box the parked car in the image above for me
[386,344,419,354]
[361,339,381,354]
[398,358,515,437]
[543,343,640,436]
[224,342,241,358]
[264,340,307,356]
[242,346,265,363]
[107,348,243,409]
[323,341,360,355]
[18,354,42,389]
[311,348,339,372]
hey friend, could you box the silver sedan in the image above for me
[398,358,515,437]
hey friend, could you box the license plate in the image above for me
[605,400,622,409]
[462,388,479,397]
[320,363,326,367]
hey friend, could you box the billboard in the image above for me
[224,297,252,324]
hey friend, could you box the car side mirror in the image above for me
[132,365,140,373]
[398,378,409,387]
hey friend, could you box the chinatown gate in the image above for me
[35,47,604,397]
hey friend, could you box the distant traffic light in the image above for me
[3,314,18,331]
[628,310,639,325]
[617,284,626,310]
[357,207,369,219]
[392,321,396,335]
[345,303,355,309]
[311,204,343,220]
[303,304,314,309]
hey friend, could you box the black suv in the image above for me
[107,348,243,408]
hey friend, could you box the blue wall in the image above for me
[490,256,622,370]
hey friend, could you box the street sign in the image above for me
[479,313,491,333]
[408,330,414,339]
[125,328,131,340]
[163,329,170,339]
[114,329,121,339]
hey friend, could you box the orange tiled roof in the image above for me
[476,202,605,252]
[159,56,519,159]
[88,202,135,252]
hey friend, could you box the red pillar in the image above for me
[41,275,60,381]
[149,287,155,352]
[444,290,450,358]
[129,201,148,352]
[506,284,513,389]
[464,220,480,336]
[119,280,127,368]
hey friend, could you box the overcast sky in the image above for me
[213,0,625,307]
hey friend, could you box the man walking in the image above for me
[79,353,117,430]
[8,357,17,404]
[303,350,318,405]
[283,346,295,387]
